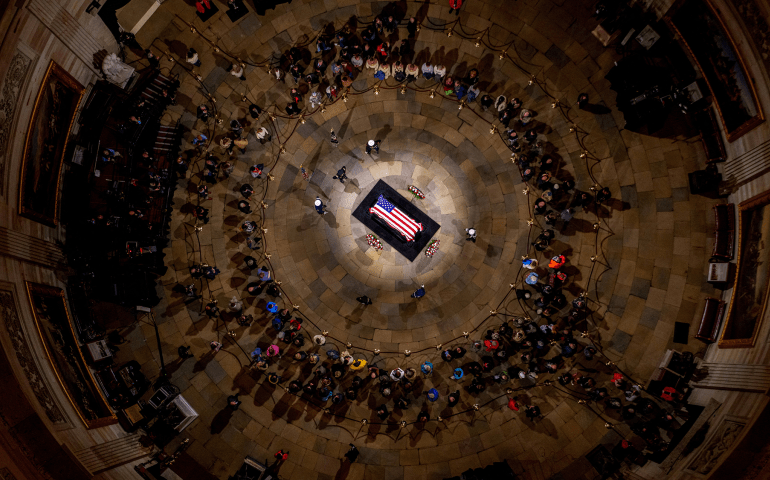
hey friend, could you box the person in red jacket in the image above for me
[196,0,212,13]
[548,254,566,270]
[274,450,288,461]
[449,0,463,15]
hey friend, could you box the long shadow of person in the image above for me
[210,406,233,434]
[267,456,288,477]
[192,349,216,373]
[582,102,613,115]
[334,459,351,479]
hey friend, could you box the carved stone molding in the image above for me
[0,49,33,198]
[0,285,66,425]
[686,416,747,475]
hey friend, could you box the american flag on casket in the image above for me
[369,195,423,242]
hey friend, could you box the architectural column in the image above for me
[692,363,770,393]
[0,227,65,269]
[73,433,153,475]
[26,0,112,75]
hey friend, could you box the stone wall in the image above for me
[0,1,136,479]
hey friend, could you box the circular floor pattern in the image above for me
[122,1,720,478]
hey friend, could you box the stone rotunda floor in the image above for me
[118,1,719,479]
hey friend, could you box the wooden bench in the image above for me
[711,230,735,262]
[713,204,735,232]
[695,297,725,343]
[710,204,735,262]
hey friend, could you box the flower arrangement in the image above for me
[366,234,383,251]
[408,185,425,199]
[425,239,440,257]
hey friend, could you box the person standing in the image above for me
[466,227,477,242]
[449,0,463,15]
[300,165,313,181]
[520,109,533,125]
[480,94,493,110]
[178,345,194,358]
[376,404,389,420]
[333,166,347,183]
[249,104,262,118]
[433,64,446,83]
[525,404,541,420]
[326,84,338,100]
[365,140,380,154]
[447,390,460,407]
[309,90,322,109]
[192,133,208,147]
[186,48,201,66]
[145,49,160,69]
[330,129,339,147]
[230,63,246,80]
[285,101,301,116]
[240,183,253,198]
[405,63,419,82]
[256,127,272,144]
[344,444,359,463]
[227,394,241,410]
[421,61,434,80]
[289,88,303,104]
[406,17,419,38]
[233,135,248,154]
[427,388,439,402]
[411,285,426,298]
[356,295,372,305]
[258,266,272,282]
[596,187,612,204]
[351,54,364,70]
[197,104,209,121]
[273,450,288,462]
[229,296,243,312]
[314,197,328,215]
[220,136,233,155]
[195,0,212,14]
[577,93,589,109]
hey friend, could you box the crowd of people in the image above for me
[169,5,683,458]
[86,80,181,247]
[267,12,488,116]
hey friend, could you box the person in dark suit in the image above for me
[356,295,372,305]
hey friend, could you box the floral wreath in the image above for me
[408,185,425,199]
[366,234,383,251]
[425,239,440,257]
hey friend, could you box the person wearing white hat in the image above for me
[465,227,476,242]
[314,197,327,215]
[365,139,380,154]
